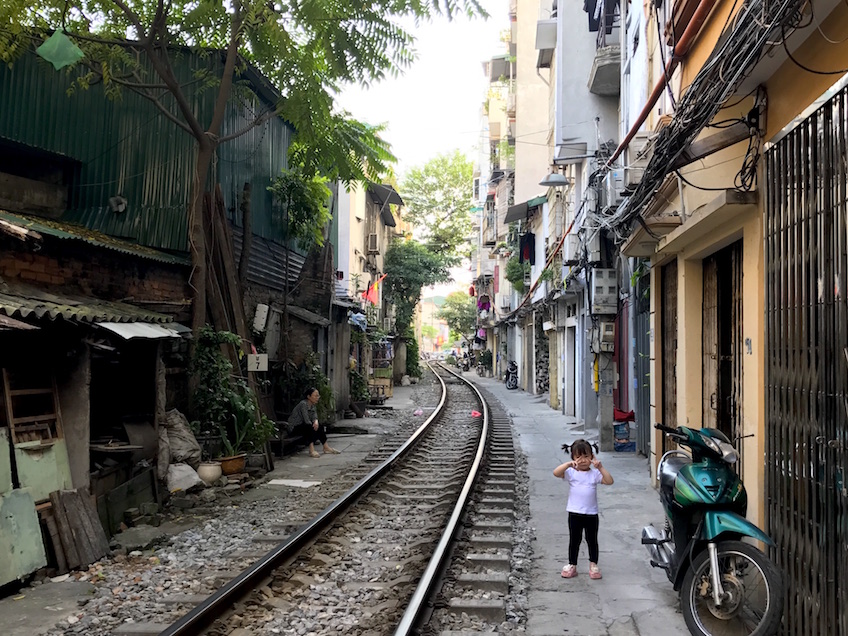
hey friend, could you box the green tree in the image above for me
[401,150,474,263]
[3,0,486,333]
[438,292,477,344]
[384,239,451,335]
[421,325,439,340]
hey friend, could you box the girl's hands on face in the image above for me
[591,458,602,469]
[575,456,592,470]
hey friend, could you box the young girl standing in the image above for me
[553,439,614,579]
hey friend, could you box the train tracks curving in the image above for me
[143,363,523,636]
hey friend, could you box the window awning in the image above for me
[367,184,403,227]
[96,322,191,340]
[504,195,547,224]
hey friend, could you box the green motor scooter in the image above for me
[642,423,784,635]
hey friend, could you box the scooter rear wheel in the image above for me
[505,376,518,390]
[680,540,783,636]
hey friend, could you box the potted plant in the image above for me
[191,327,276,475]
[349,369,370,418]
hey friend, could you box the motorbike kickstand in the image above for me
[707,543,725,607]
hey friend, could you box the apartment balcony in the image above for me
[588,9,620,96]
[589,45,620,95]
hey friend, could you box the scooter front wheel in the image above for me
[680,540,783,636]
[505,376,518,390]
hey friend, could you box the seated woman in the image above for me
[288,387,340,458]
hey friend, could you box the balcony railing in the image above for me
[595,5,620,48]
[588,4,621,95]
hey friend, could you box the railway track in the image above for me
[118,364,524,636]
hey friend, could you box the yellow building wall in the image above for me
[765,3,848,138]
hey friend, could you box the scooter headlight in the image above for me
[700,433,722,455]
[719,442,738,464]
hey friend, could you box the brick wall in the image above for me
[0,235,191,318]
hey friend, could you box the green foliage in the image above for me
[268,167,331,250]
[278,352,335,422]
[384,239,451,334]
[400,151,475,263]
[405,329,421,378]
[479,349,493,370]
[349,369,370,402]
[421,324,439,340]
[505,255,529,293]
[539,266,554,282]
[438,292,477,342]
[446,354,457,366]
[4,0,488,188]
[190,327,275,455]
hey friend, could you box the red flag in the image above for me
[365,274,387,305]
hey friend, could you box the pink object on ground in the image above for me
[561,565,577,578]
[589,564,602,579]
[471,410,482,418]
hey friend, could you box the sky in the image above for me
[337,0,510,178]
[337,1,510,299]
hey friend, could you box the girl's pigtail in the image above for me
[591,442,599,454]
[561,443,572,453]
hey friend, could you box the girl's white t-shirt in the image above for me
[564,466,603,514]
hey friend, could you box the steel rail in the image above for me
[393,362,490,636]
[158,365,449,636]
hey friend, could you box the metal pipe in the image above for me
[606,0,720,167]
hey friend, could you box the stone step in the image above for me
[456,572,509,593]
[112,623,170,635]
[448,598,506,622]
[466,553,510,572]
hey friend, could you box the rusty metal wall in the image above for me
[765,84,848,636]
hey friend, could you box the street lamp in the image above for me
[539,171,570,188]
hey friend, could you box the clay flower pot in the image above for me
[218,453,247,475]
[197,461,222,485]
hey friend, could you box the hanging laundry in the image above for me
[584,0,619,33]
[519,232,536,265]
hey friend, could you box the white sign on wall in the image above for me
[247,353,269,372]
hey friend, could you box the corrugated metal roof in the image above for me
[287,305,330,327]
[95,321,190,339]
[0,314,39,330]
[0,211,189,265]
[231,227,305,292]
[0,280,172,324]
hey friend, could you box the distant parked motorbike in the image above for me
[643,423,784,635]
[504,360,518,390]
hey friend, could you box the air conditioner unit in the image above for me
[604,170,624,209]
[367,233,379,254]
[563,234,580,265]
[588,231,601,263]
[590,268,618,314]
[624,133,651,191]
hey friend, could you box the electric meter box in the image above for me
[590,268,618,314]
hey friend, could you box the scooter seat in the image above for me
[659,456,689,494]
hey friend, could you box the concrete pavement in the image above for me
[467,372,689,636]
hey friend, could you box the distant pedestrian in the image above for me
[288,387,340,458]
[553,439,614,579]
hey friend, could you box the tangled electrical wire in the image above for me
[600,0,809,240]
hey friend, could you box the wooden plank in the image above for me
[64,490,98,566]
[49,490,81,569]
[9,388,53,396]
[11,413,57,424]
[43,510,68,574]
[81,490,111,558]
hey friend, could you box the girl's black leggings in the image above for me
[568,512,600,564]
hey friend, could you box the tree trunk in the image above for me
[190,140,215,334]
[238,182,252,288]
